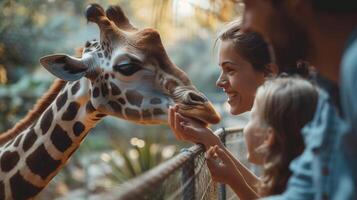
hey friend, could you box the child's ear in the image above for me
[264,63,279,77]
[264,127,275,147]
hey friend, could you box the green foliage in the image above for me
[106,135,177,183]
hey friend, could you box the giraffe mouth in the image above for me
[171,86,221,124]
[176,102,221,125]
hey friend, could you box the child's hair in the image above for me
[254,76,318,196]
[216,20,310,77]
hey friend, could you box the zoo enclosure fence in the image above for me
[99,127,247,200]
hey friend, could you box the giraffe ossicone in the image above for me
[0,4,220,199]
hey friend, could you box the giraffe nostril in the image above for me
[188,92,206,103]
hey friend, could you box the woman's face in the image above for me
[216,40,265,115]
[243,101,268,165]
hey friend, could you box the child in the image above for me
[204,77,318,199]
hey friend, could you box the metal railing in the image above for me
[99,127,244,200]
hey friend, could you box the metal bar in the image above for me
[218,128,227,200]
[100,127,243,200]
[182,155,195,200]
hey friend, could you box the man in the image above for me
[240,0,357,199]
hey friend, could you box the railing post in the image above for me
[182,151,195,200]
[218,128,227,200]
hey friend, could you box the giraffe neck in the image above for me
[0,79,104,200]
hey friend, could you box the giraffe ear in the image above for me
[40,54,89,81]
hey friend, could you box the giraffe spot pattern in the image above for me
[101,83,108,97]
[110,82,121,96]
[118,98,126,104]
[108,101,122,113]
[10,171,42,200]
[62,102,80,121]
[5,140,14,148]
[51,124,72,152]
[73,121,85,136]
[125,108,141,120]
[150,98,162,105]
[86,101,96,113]
[56,91,68,111]
[93,87,100,98]
[0,181,4,200]
[40,108,53,135]
[153,108,165,115]
[126,90,143,107]
[23,129,38,152]
[71,81,80,95]
[142,109,151,119]
[26,144,61,180]
[0,151,20,172]
[14,134,23,147]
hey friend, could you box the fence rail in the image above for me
[100,127,244,200]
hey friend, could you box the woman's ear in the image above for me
[264,63,279,77]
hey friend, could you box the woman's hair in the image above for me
[254,76,318,196]
[216,20,310,77]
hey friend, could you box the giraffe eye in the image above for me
[113,63,141,76]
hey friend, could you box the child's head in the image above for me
[216,20,275,114]
[243,76,318,195]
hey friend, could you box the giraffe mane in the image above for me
[0,48,83,145]
[0,79,67,145]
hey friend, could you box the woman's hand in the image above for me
[205,145,241,185]
[168,105,222,149]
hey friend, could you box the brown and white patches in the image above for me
[101,83,109,97]
[108,101,122,113]
[56,91,68,111]
[13,134,23,147]
[22,129,37,151]
[10,171,42,200]
[71,81,80,95]
[125,108,141,120]
[51,124,73,153]
[62,102,80,121]
[125,90,143,107]
[110,82,121,96]
[40,108,53,135]
[92,87,100,98]
[86,101,96,114]
[23,129,38,152]
[153,108,165,116]
[117,97,125,105]
[0,150,20,172]
[26,144,61,180]
[142,109,151,120]
[72,121,85,137]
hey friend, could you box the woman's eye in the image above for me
[226,68,236,74]
[113,63,141,76]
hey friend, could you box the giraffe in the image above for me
[0,4,220,200]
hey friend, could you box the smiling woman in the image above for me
[216,20,276,115]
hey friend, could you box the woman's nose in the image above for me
[216,74,228,88]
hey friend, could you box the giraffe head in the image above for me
[39,4,220,125]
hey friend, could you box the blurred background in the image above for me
[0,0,252,199]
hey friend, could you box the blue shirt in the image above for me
[265,28,357,200]
[338,27,357,199]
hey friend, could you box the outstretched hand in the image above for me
[168,105,222,149]
[205,145,241,185]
